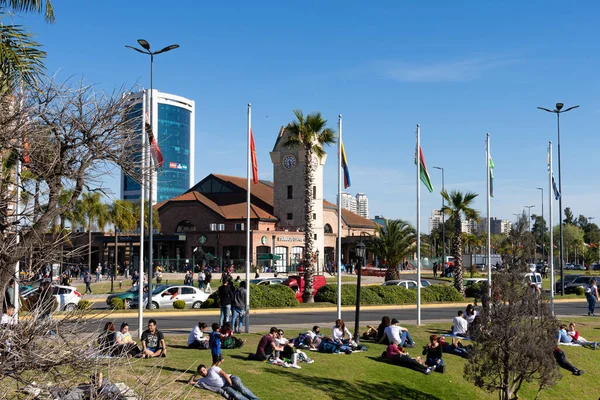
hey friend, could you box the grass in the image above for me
[104,317,600,400]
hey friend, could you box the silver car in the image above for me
[131,285,209,309]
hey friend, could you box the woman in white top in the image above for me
[332,319,352,345]
[586,279,599,316]
[115,322,141,357]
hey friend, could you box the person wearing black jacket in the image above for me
[231,281,246,334]
[218,279,234,327]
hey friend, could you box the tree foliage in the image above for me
[367,218,416,281]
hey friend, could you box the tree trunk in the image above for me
[453,217,465,295]
[302,145,315,303]
[385,266,400,281]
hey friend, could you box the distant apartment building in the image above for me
[462,219,478,234]
[355,193,369,218]
[338,192,357,214]
[429,209,444,232]
[475,217,513,235]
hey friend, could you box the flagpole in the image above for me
[138,95,146,339]
[14,158,21,320]
[549,141,554,316]
[337,115,342,320]
[416,124,421,326]
[486,133,492,302]
[245,103,252,333]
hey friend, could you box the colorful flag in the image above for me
[552,174,560,200]
[489,157,495,198]
[415,147,434,193]
[23,139,30,165]
[341,141,351,189]
[145,122,164,168]
[250,128,259,184]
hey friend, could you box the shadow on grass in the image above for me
[168,344,193,350]
[264,367,441,400]
[228,354,253,361]
[161,365,193,374]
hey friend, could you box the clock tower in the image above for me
[270,126,326,260]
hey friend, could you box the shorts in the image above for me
[147,347,162,353]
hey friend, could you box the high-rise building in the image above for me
[461,219,478,234]
[121,89,195,204]
[429,209,444,232]
[338,192,357,214]
[355,193,369,218]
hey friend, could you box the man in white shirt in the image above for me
[187,322,209,349]
[380,318,415,347]
[188,356,259,400]
[452,311,468,337]
[1,305,16,325]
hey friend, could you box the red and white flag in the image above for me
[250,129,258,184]
[145,113,164,168]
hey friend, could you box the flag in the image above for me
[250,128,258,184]
[415,147,434,193]
[341,141,351,189]
[552,174,560,200]
[489,157,495,198]
[23,138,30,165]
[144,113,164,168]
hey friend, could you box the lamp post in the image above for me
[587,217,595,266]
[433,166,445,269]
[126,39,179,310]
[353,239,366,344]
[525,205,535,262]
[538,103,579,295]
[536,188,544,265]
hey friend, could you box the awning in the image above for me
[257,253,281,261]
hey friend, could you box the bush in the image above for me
[173,300,186,309]
[465,282,484,298]
[314,284,382,306]
[201,297,216,309]
[368,285,417,304]
[421,285,464,302]
[77,300,91,310]
[575,286,585,296]
[201,284,298,309]
[109,298,124,310]
[315,283,462,305]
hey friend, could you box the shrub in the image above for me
[109,298,124,310]
[316,284,462,305]
[368,285,417,304]
[77,300,91,310]
[314,284,382,306]
[173,300,186,309]
[200,284,298,309]
[421,285,464,302]
[201,297,216,309]
[575,286,585,296]
[465,282,484,298]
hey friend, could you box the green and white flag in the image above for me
[489,157,495,197]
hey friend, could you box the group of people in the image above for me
[97,319,167,359]
[247,326,315,368]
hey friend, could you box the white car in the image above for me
[382,279,431,289]
[464,278,487,287]
[22,284,82,312]
[249,277,285,286]
[131,285,210,309]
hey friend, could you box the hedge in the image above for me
[201,284,298,309]
[173,300,186,309]
[77,300,91,310]
[109,298,124,310]
[465,282,484,298]
[315,284,463,305]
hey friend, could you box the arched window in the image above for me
[176,220,196,232]
[324,223,333,234]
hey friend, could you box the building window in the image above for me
[274,246,288,273]
[324,223,333,234]
[287,185,293,199]
[313,213,316,220]
[313,186,316,200]
[234,223,245,231]
[176,220,196,232]
[287,213,293,220]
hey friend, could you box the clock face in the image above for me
[283,155,297,170]
[261,235,267,245]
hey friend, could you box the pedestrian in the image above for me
[204,268,212,292]
[198,269,206,290]
[585,278,599,316]
[95,264,101,282]
[231,281,246,334]
[209,322,224,364]
[433,262,438,278]
[218,279,234,327]
[84,271,93,294]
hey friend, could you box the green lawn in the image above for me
[106,318,600,400]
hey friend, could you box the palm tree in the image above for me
[110,199,136,291]
[441,190,480,295]
[76,192,110,272]
[134,199,161,233]
[284,109,335,302]
[367,219,416,281]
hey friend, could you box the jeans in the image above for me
[220,304,231,326]
[554,350,578,374]
[426,357,444,368]
[400,331,414,347]
[222,376,260,400]
[558,329,572,343]
[231,306,244,332]
[586,294,596,314]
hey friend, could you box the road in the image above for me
[86,299,589,335]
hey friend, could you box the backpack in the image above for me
[292,333,308,347]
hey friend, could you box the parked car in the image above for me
[130,285,209,309]
[565,276,600,294]
[564,263,575,270]
[464,278,487,287]
[524,272,543,289]
[592,264,600,271]
[573,264,586,271]
[382,279,431,289]
[249,277,285,286]
[21,284,82,312]
[106,284,158,308]
[555,274,581,293]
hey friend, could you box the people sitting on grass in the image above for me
[303,326,322,350]
[381,342,432,375]
[98,322,117,356]
[332,319,354,346]
[141,319,167,358]
[452,311,469,337]
[220,322,246,349]
[188,322,210,349]
[363,316,390,343]
[115,322,142,357]
[209,322,225,364]
[559,322,598,349]
[380,318,415,348]
[553,347,584,376]
[422,334,445,373]
[188,356,260,400]
[439,336,469,358]
[274,329,313,367]
[248,327,282,361]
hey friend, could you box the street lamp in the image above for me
[587,217,595,266]
[538,103,579,295]
[524,205,535,232]
[536,188,544,265]
[353,239,366,344]
[433,166,445,270]
[126,39,179,310]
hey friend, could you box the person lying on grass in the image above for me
[382,342,432,375]
[566,322,597,349]
[439,336,469,358]
[188,355,260,400]
[553,347,584,376]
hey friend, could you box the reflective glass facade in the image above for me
[122,102,143,201]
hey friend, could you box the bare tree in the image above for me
[464,255,560,399]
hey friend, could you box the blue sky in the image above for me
[20,1,600,232]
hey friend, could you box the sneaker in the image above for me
[574,369,584,376]
[290,364,301,369]
[424,367,433,375]
[405,343,415,348]
[305,358,314,364]
[282,362,291,368]
[238,340,246,349]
